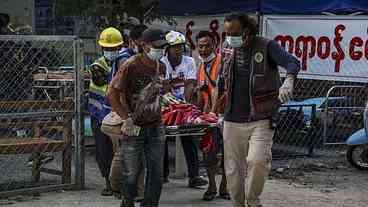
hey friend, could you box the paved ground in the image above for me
[1,146,368,207]
[2,176,368,207]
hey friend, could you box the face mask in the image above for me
[103,51,119,61]
[199,52,216,63]
[226,36,243,48]
[147,48,164,61]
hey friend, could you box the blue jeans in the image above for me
[120,126,165,207]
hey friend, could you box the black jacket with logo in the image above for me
[215,36,300,121]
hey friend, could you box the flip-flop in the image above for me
[135,196,144,202]
[202,191,217,201]
[101,188,113,196]
[218,192,231,200]
[188,176,208,188]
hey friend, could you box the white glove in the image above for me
[216,114,224,128]
[279,75,295,103]
[121,118,141,137]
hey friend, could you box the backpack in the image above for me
[131,61,162,126]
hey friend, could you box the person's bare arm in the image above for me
[107,87,128,119]
[211,60,224,114]
[184,79,197,103]
[184,58,199,103]
[107,65,130,120]
[162,79,172,94]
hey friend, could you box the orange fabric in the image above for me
[198,54,221,112]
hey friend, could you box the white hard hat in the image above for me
[165,30,186,46]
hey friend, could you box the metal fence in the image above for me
[272,78,368,186]
[275,81,367,153]
[0,35,84,197]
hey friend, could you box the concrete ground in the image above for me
[1,145,368,207]
[2,176,368,207]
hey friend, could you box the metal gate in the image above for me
[0,35,84,197]
[323,85,367,145]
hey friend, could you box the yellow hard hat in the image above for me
[165,31,186,46]
[98,27,124,48]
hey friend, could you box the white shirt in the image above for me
[161,55,197,100]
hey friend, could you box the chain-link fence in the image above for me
[82,37,99,67]
[271,77,368,191]
[0,35,84,197]
[274,80,367,155]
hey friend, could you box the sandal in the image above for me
[135,195,144,202]
[202,191,217,201]
[218,192,231,200]
[188,176,208,188]
[101,188,113,196]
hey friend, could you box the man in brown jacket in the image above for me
[108,28,167,207]
[215,13,300,207]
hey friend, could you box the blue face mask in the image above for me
[103,50,119,61]
[226,36,244,48]
[147,48,164,61]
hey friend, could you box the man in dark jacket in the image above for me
[215,13,300,207]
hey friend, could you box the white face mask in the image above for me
[147,48,164,61]
[103,50,119,61]
[226,36,243,48]
[199,52,216,63]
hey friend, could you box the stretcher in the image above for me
[165,123,216,137]
[164,123,217,177]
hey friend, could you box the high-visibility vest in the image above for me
[88,57,112,123]
[198,54,221,112]
[88,49,135,123]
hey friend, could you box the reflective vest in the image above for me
[88,49,135,123]
[198,54,221,112]
[88,57,112,123]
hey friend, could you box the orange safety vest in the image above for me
[198,54,221,112]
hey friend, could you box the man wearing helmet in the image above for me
[161,30,208,188]
[89,27,124,196]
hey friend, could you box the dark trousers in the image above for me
[91,118,113,178]
[121,126,165,207]
[164,136,199,178]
